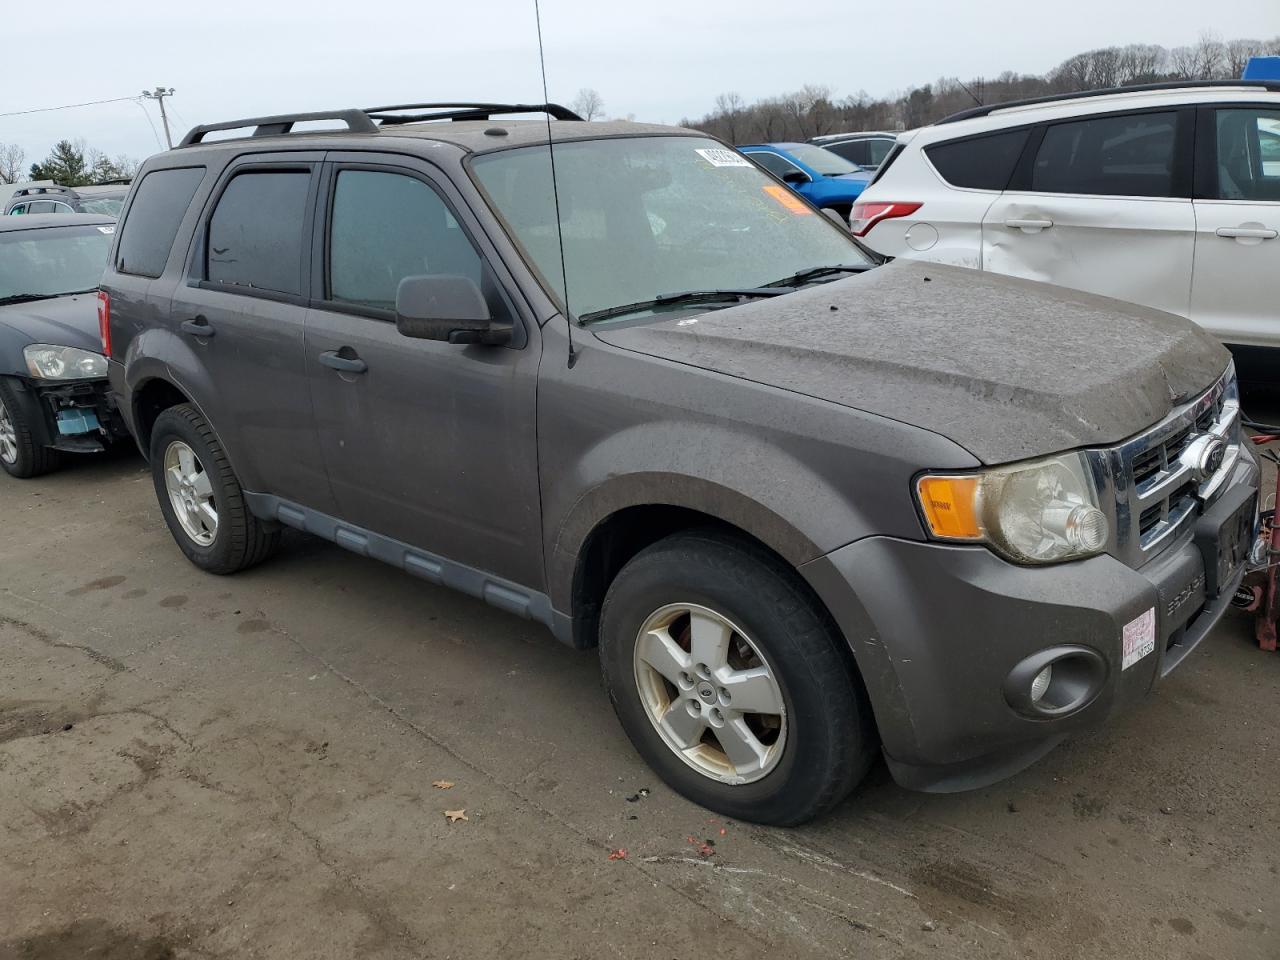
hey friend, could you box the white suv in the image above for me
[852,81,1280,387]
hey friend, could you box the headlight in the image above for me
[915,452,1110,564]
[23,344,108,380]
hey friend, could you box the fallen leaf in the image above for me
[444,809,468,823]
[433,780,455,790]
[608,848,627,861]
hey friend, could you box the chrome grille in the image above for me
[1090,367,1241,569]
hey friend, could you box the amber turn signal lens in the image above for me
[916,475,982,540]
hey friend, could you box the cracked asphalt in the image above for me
[1,431,1277,960]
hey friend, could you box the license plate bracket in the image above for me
[1193,483,1257,598]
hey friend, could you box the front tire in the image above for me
[149,404,279,574]
[600,530,876,825]
[0,380,61,479]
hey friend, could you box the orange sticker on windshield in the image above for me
[762,184,813,215]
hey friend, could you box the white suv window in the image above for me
[1214,108,1280,201]
[925,129,1030,190]
[1031,111,1178,198]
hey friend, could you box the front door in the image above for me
[1190,105,1280,352]
[304,157,544,589]
[170,155,337,513]
[982,109,1197,317]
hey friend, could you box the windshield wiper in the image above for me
[0,293,55,305]
[763,264,875,288]
[579,288,792,325]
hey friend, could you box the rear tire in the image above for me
[0,380,61,479]
[149,404,279,574]
[599,530,876,825]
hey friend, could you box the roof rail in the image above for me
[177,109,379,147]
[365,102,582,124]
[14,185,76,197]
[937,79,1280,125]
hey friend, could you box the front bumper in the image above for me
[801,451,1259,792]
[5,376,129,453]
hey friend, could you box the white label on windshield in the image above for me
[696,148,752,168]
[96,226,115,234]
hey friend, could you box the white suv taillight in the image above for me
[97,290,112,358]
[849,201,922,238]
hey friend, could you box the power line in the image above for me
[140,87,176,148]
[132,99,164,150]
[0,95,140,119]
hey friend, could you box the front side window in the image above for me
[926,129,1029,191]
[0,223,114,301]
[328,169,483,310]
[8,204,25,215]
[207,170,310,295]
[116,166,205,277]
[1213,108,1280,201]
[748,151,804,179]
[1031,111,1177,198]
[471,135,872,322]
[781,143,860,176]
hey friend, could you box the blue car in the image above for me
[738,142,873,220]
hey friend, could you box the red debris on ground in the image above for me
[608,848,628,861]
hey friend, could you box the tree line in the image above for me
[0,139,139,186]
[684,33,1280,144]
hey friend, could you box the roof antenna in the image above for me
[533,0,577,368]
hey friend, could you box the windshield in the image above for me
[471,136,871,322]
[782,143,860,176]
[79,197,124,216]
[0,223,113,300]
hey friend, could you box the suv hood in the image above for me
[590,261,1230,464]
[0,293,102,356]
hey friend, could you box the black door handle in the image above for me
[318,350,367,374]
[180,316,215,337]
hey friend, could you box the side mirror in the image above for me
[781,170,811,185]
[394,274,512,346]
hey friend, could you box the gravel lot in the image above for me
[1,422,1277,960]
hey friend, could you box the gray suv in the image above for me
[103,103,1259,824]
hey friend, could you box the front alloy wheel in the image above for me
[0,396,17,467]
[163,440,218,546]
[634,603,786,784]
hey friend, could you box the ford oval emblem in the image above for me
[1198,438,1226,481]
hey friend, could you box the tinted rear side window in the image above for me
[207,171,310,295]
[1031,111,1176,197]
[926,130,1029,190]
[825,140,868,165]
[116,166,204,277]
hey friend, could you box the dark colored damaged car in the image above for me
[104,105,1260,825]
[0,214,128,477]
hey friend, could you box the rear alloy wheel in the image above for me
[163,440,218,546]
[601,530,876,825]
[0,381,61,479]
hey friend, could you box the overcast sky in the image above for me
[2,0,1277,168]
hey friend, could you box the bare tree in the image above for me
[570,88,605,121]
[0,143,26,184]
[1225,38,1264,77]
[713,92,745,143]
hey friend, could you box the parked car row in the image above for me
[5,182,131,218]
[0,95,1265,825]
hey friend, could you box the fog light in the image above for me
[1030,664,1053,703]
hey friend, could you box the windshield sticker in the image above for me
[96,226,115,234]
[695,148,752,168]
[1121,607,1155,670]
[762,185,813,216]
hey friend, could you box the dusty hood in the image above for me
[590,260,1230,464]
[0,293,101,353]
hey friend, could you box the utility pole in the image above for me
[141,87,176,148]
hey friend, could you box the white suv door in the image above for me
[1190,105,1280,353]
[981,109,1197,317]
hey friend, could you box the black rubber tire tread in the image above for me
[599,528,876,826]
[0,379,61,479]
[149,403,279,574]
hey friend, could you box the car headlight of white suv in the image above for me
[23,344,109,381]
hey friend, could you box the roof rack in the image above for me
[937,79,1280,125]
[13,185,76,198]
[177,102,582,148]
[365,102,582,124]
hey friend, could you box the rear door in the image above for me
[981,108,1196,317]
[303,154,544,589]
[1190,104,1280,350]
[167,153,337,513]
